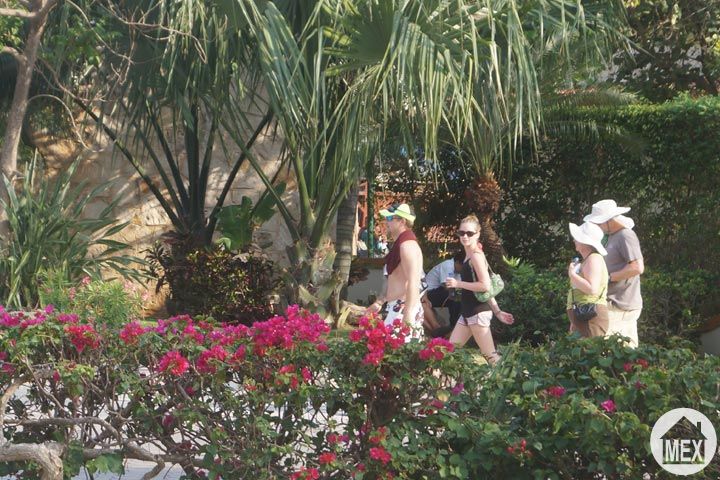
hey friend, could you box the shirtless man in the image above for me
[366,203,426,339]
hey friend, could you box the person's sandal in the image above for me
[483,351,502,365]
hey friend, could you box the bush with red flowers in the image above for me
[1,304,718,479]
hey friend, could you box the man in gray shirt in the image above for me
[584,199,644,347]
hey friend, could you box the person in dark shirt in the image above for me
[444,214,514,365]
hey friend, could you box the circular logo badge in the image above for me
[650,408,717,475]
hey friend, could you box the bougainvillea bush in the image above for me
[0,305,718,479]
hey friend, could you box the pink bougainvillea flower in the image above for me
[600,399,616,413]
[369,446,392,465]
[251,306,329,351]
[451,382,465,395]
[20,314,45,330]
[368,426,388,445]
[349,329,365,342]
[195,345,228,374]
[161,414,175,429]
[0,311,20,327]
[56,313,79,324]
[301,367,312,382]
[431,399,445,410]
[157,351,190,376]
[290,467,320,480]
[65,324,101,353]
[318,452,336,465]
[278,364,296,375]
[419,337,454,361]
[546,385,566,398]
[229,345,247,364]
[120,321,146,345]
[623,362,634,373]
[636,358,649,369]
[327,433,350,445]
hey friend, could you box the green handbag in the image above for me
[471,264,504,303]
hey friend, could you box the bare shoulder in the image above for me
[587,253,606,269]
[400,239,422,257]
[471,250,487,267]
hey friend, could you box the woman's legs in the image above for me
[449,322,473,346]
[469,324,500,365]
[450,316,501,365]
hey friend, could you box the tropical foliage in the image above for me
[491,261,717,346]
[604,0,720,100]
[1,306,718,479]
[0,158,142,308]
[145,242,277,325]
[231,0,628,311]
[499,95,720,271]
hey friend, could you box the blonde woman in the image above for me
[444,215,514,364]
[567,222,609,338]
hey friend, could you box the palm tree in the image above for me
[452,0,629,270]
[67,0,276,249]
[235,0,627,315]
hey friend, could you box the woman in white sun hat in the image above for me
[566,222,609,338]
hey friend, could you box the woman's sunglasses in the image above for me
[457,230,477,237]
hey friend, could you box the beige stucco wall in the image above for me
[37,110,303,269]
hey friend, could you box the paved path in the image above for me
[72,461,183,480]
[1,461,183,480]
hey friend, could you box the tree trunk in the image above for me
[332,182,359,308]
[0,442,64,480]
[464,172,507,273]
[365,161,375,255]
[0,0,58,235]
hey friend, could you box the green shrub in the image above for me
[492,262,569,345]
[455,335,720,479]
[39,269,144,328]
[640,268,718,346]
[499,96,720,274]
[146,242,277,324]
[0,157,144,308]
[2,308,718,479]
[491,263,717,346]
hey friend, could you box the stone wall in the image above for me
[35,110,301,268]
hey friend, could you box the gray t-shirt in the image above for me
[604,228,643,310]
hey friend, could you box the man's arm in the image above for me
[611,231,644,282]
[367,273,388,314]
[609,257,644,282]
[400,241,423,324]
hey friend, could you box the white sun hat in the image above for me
[614,214,635,229]
[583,199,631,224]
[569,222,607,256]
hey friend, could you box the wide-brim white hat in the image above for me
[583,199,631,224]
[569,222,607,256]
